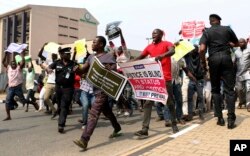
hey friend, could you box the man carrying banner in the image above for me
[199,14,239,129]
[133,29,179,138]
[73,36,121,151]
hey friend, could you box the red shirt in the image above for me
[141,41,173,81]
[74,74,81,89]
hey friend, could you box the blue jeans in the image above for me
[6,84,26,109]
[80,91,95,125]
[156,102,170,121]
[173,83,183,120]
[188,80,204,115]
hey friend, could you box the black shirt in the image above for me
[184,52,204,80]
[49,60,76,88]
[199,25,238,55]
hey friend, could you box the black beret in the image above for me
[209,14,222,20]
[59,47,71,53]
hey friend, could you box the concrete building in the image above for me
[0,4,99,72]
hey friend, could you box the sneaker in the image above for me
[109,128,122,138]
[73,139,88,151]
[109,131,122,138]
[124,111,130,117]
[134,130,148,139]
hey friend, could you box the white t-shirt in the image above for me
[25,68,35,90]
[46,61,56,84]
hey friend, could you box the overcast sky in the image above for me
[0,0,249,50]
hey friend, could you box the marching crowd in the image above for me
[1,14,250,151]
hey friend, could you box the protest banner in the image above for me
[74,38,87,58]
[119,58,168,104]
[172,40,195,61]
[5,43,28,53]
[181,20,205,42]
[43,42,60,55]
[195,21,205,38]
[105,21,122,40]
[181,21,196,39]
[87,57,127,101]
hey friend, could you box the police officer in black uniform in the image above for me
[47,47,77,133]
[199,14,239,129]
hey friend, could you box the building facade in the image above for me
[0,4,99,72]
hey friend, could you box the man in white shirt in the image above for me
[235,38,250,109]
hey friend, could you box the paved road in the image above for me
[1,93,249,156]
[0,96,192,156]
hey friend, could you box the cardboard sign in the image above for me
[181,21,205,40]
[74,39,87,57]
[5,43,28,53]
[87,57,127,100]
[119,58,168,104]
[172,41,195,61]
[105,21,122,40]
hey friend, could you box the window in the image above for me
[59,25,68,28]
[59,34,68,37]
[69,27,78,30]
[59,15,68,19]
[70,18,78,22]
[69,36,78,39]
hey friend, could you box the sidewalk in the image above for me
[139,108,250,156]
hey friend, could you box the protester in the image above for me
[184,45,205,121]
[235,38,250,109]
[24,61,39,112]
[133,29,179,139]
[73,36,122,151]
[199,14,239,129]
[109,27,133,117]
[2,51,27,121]
[41,53,58,118]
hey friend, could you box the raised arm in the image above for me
[19,50,26,69]
[2,52,8,68]
[119,28,131,59]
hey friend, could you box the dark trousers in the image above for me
[173,82,184,120]
[56,86,74,127]
[208,52,236,118]
[25,89,37,110]
[6,84,26,109]
[81,91,121,142]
